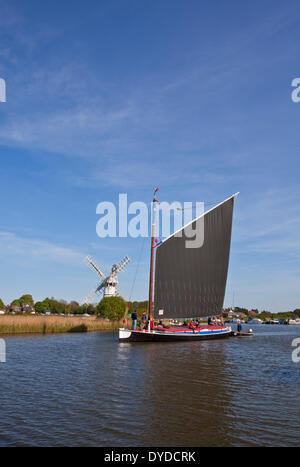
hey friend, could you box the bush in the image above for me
[96,297,126,321]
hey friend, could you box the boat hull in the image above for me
[231,330,253,337]
[119,326,232,342]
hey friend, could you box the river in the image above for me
[0,324,299,446]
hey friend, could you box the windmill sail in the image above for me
[154,194,237,319]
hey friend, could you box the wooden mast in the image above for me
[148,188,159,321]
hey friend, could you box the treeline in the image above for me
[0,294,149,318]
[1,294,96,315]
[2,295,299,320]
[34,298,96,315]
[228,307,300,320]
[257,309,300,320]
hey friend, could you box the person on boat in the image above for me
[142,312,147,324]
[189,320,197,333]
[237,320,242,333]
[208,316,212,326]
[140,312,147,329]
[131,310,138,330]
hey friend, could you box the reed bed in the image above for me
[0,315,124,335]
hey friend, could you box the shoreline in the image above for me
[0,315,124,335]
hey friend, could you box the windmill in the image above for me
[83,255,130,304]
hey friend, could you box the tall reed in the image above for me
[0,315,123,335]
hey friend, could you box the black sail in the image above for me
[154,195,236,319]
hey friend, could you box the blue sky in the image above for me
[0,0,299,312]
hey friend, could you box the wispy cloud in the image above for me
[1,3,297,161]
[0,104,135,157]
[235,186,300,242]
[0,231,83,266]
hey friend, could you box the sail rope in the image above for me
[128,235,147,304]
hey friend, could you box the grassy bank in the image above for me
[0,315,125,335]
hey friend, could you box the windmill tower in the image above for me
[83,255,130,304]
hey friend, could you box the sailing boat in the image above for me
[119,190,238,342]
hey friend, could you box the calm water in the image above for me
[0,325,299,447]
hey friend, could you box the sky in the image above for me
[0,0,299,312]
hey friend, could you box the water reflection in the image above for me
[138,340,232,446]
[0,326,299,446]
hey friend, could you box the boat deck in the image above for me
[154,325,226,333]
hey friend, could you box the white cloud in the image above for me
[234,186,300,244]
[0,231,83,265]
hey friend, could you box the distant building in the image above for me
[222,309,235,318]
[222,309,247,320]
[249,310,258,317]
[22,304,35,313]
[236,312,247,319]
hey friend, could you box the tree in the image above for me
[86,304,96,315]
[49,299,65,314]
[34,301,48,314]
[34,298,51,314]
[67,301,81,315]
[0,298,4,309]
[20,294,34,306]
[10,299,21,307]
[79,303,96,315]
[96,296,126,321]
[73,305,84,315]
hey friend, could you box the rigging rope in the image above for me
[128,235,147,304]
